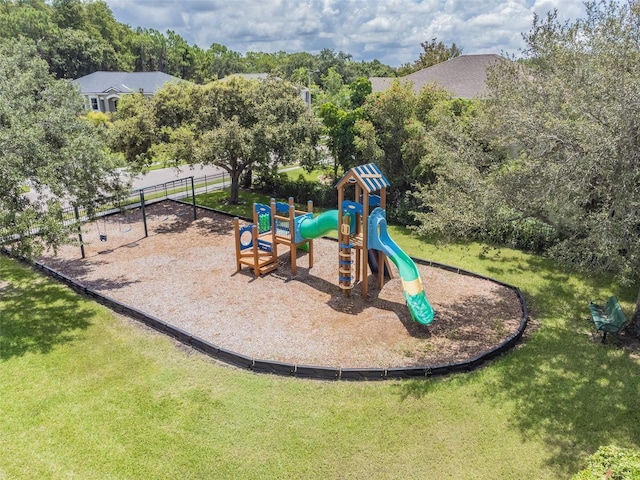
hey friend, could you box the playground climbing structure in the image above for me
[233,163,435,325]
[335,163,393,297]
[234,198,314,276]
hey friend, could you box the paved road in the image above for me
[128,164,225,190]
[25,163,300,205]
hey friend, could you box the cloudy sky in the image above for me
[103,0,588,66]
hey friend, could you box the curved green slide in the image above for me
[297,209,340,239]
[368,208,435,325]
[297,208,435,325]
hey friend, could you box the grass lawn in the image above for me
[2,194,640,479]
[188,189,272,219]
[192,189,330,219]
[281,165,332,182]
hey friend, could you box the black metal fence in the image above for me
[2,172,230,246]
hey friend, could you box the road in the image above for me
[127,164,225,190]
[25,163,302,205]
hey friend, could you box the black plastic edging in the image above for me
[3,205,529,382]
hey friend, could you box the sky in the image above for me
[102,0,589,67]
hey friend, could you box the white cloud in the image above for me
[103,0,590,66]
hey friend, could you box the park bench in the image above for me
[589,295,628,343]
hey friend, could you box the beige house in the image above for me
[73,71,183,113]
[370,54,508,99]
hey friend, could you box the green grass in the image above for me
[191,190,273,218]
[192,189,325,219]
[2,194,640,478]
[282,166,332,182]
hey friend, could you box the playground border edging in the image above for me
[4,255,528,382]
[2,199,529,381]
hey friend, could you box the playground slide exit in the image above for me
[297,209,435,325]
[368,208,435,325]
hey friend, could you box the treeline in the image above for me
[0,0,396,84]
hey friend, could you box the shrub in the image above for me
[572,445,640,480]
[481,216,558,254]
[253,173,337,209]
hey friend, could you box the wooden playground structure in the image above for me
[234,197,314,276]
[234,163,393,298]
[335,163,392,297]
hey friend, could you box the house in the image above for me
[370,54,508,99]
[220,73,311,108]
[73,71,183,113]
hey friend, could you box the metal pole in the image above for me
[190,176,197,220]
[140,191,148,238]
[74,206,85,259]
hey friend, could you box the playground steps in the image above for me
[349,233,363,247]
[238,254,279,275]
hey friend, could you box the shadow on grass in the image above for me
[0,257,96,360]
[486,330,640,475]
[394,250,640,476]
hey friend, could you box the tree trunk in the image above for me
[229,171,241,204]
[242,168,252,189]
[631,287,640,338]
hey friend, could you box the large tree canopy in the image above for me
[413,0,640,333]
[0,39,122,258]
[485,1,640,279]
[110,76,321,204]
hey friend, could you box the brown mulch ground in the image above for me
[39,201,525,369]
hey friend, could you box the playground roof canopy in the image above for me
[335,163,390,193]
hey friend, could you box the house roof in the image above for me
[335,163,390,193]
[72,71,182,95]
[370,54,507,99]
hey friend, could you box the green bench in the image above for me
[589,295,628,343]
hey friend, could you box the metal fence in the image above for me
[2,171,231,246]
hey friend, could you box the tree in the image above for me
[165,30,196,79]
[351,59,396,78]
[489,2,640,333]
[317,78,372,177]
[50,0,86,31]
[413,1,640,335]
[359,81,419,190]
[415,37,462,69]
[197,77,321,203]
[244,51,278,73]
[318,102,357,176]
[412,97,500,240]
[201,43,245,80]
[313,67,350,109]
[108,93,157,167]
[348,77,372,108]
[398,38,462,75]
[84,0,134,70]
[130,28,167,72]
[111,76,321,204]
[0,0,53,41]
[0,40,122,258]
[40,27,117,78]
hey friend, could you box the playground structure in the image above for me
[234,163,435,325]
[234,197,315,276]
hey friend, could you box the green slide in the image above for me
[296,208,434,325]
[368,208,435,325]
[297,209,339,239]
